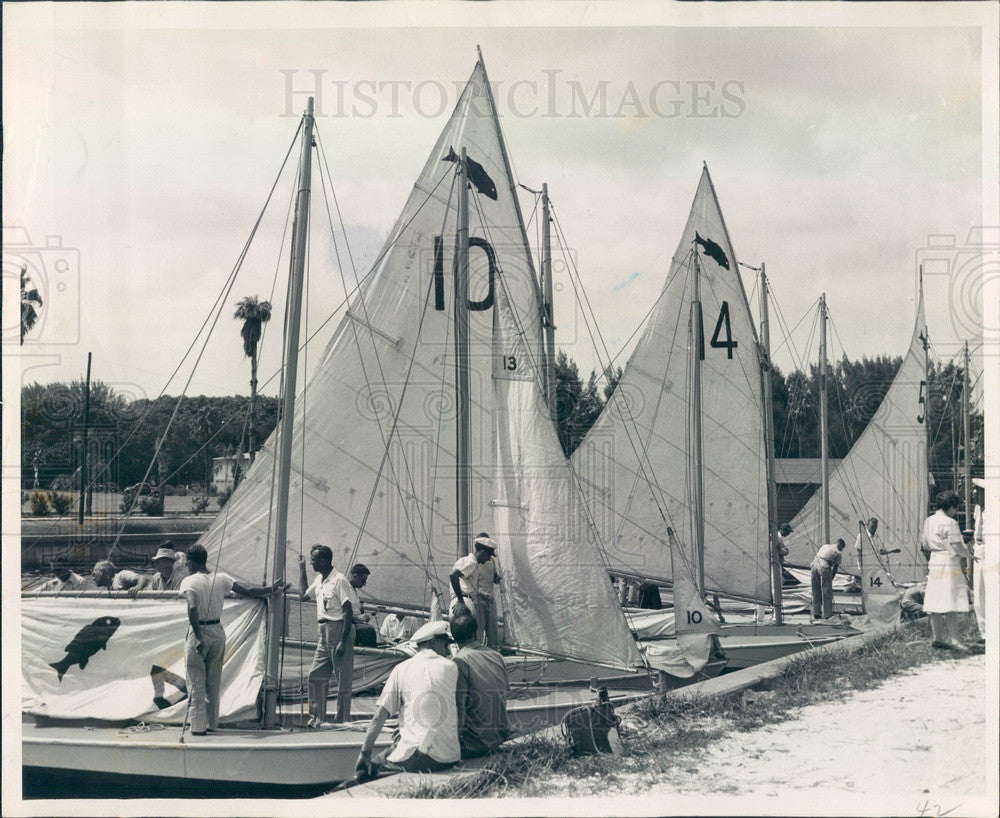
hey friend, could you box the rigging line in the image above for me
[547,211,693,586]
[30,125,305,555]
[555,209,690,538]
[425,179,460,582]
[315,130,444,550]
[315,134,450,585]
[823,313,919,543]
[342,169,460,591]
[469,197,649,655]
[318,141,432,556]
[548,207,682,550]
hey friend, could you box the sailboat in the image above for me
[569,166,859,669]
[21,55,658,790]
[782,285,931,615]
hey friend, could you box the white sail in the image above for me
[491,266,645,670]
[784,296,929,584]
[199,62,543,610]
[571,166,772,603]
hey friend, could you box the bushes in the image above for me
[216,487,233,508]
[191,496,210,514]
[138,494,165,516]
[48,491,74,515]
[29,490,50,516]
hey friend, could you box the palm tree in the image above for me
[234,295,272,463]
[20,265,43,344]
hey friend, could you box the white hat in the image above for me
[410,620,453,645]
[473,535,497,552]
[151,546,177,562]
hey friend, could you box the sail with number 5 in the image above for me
[570,166,772,605]
[784,295,929,585]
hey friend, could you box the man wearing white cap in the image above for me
[354,620,460,778]
[450,532,501,649]
[126,542,190,593]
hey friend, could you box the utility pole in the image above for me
[78,352,92,525]
[962,341,971,532]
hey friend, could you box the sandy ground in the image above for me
[540,654,995,813]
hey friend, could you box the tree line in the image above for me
[21,351,982,494]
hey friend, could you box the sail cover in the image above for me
[22,597,265,723]
[491,267,645,669]
[784,297,929,584]
[571,166,772,603]
[199,62,544,610]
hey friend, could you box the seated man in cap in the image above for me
[126,541,191,594]
[355,620,460,777]
[37,556,95,593]
[451,610,509,758]
[449,532,501,649]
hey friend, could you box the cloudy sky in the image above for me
[4,3,995,404]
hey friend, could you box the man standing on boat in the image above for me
[810,538,846,620]
[450,533,501,649]
[180,545,285,736]
[970,479,986,646]
[355,620,460,777]
[296,545,368,725]
[921,491,975,651]
[451,610,509,758]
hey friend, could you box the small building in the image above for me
[211,453,252,492]
[775,458,842,526]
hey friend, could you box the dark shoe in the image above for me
[191,731,207,736]
[931,641,952,650]
[153,696,171,710]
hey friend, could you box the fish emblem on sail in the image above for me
[442,146,498,200]
[49,616,121,682]
[694,231,730,270]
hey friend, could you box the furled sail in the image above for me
[571,166,772,603]
[491,266,645,670]
[199,62,543,610]
[784,296,929,584]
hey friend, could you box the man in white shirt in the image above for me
[450,533,501,648]
[810,539,846,620]
[296,545,369,725]
[38,557,95,593]
[180,545,284,735]
[355,620,459,778]
[922,491,975,651]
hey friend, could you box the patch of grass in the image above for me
[404,617,982,799]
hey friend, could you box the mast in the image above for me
[691,249,706,594]
[962,340,971,531]
[819,293,830,544]
[919,266,931,513]
[541,183,557,419]
[758,264,784,623]
[455,148,472,560]
[263,96,313,728]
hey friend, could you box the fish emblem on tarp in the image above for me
[694,232,730,270]
[49,616,121,681]
[442,146,498,200]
